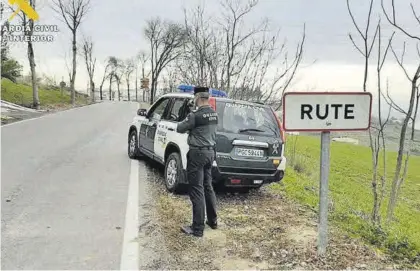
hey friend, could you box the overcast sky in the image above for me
[3,0,420,122]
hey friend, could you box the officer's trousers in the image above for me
[186,149,217,232]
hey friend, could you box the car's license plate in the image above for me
[236,148,264,157]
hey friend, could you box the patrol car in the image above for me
[127,85,287,193]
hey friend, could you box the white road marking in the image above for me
[120,160,139,270]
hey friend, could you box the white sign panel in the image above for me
[282,92,372,131]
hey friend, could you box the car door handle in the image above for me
[168,127,174,131]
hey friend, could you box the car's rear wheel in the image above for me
[128,130,141,159]
[165,152,185,193]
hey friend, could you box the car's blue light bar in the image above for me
[177,84,228,98]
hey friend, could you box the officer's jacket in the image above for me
[176,105,218,148]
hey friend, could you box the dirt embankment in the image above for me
[145,176,404,270]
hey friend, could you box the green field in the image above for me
[272,135,420,260]
[1,78,87,108]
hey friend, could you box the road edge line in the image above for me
[1,101,131,127]
[120,159,140,270]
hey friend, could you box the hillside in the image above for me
[1,78,88,110]
[299,118,420,155]
[278,134,420,264]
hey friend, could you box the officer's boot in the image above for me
[180,225,203,237]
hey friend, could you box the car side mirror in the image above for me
[137,108,147,117]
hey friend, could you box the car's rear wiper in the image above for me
[239,128,264,133]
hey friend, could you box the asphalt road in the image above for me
[1,101,143,270]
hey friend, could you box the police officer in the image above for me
[176,86,218,237]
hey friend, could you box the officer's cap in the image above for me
[194,86,210,99]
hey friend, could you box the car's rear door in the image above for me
[214,100,284,175]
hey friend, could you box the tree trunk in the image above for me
[135,69,138,102]
[109,75,112,101]
[150,74,158,105]
[117,81,121,101]
[99,84,103,100]
[127,82,130,101]
[26,1,39,109]
[387,78,418,222]
[71,30,77,106]
[27,31,39,109]
[370,129,380,223]
[90,80,95,103]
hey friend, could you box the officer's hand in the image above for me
[187,100,194,108]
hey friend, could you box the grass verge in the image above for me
[274,134,420,265]
[1,78,89,110]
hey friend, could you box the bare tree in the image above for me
[347,0,384,223]
[108,56,118,100]
[176,0,305,105]
[144,17,186,104]
[137,51,150,102]
[371,24,394,223]
[52,0,91,106]
[99,60,111,100]
[381,0,420,223]
[162,66,178,94]
[108,72,113,101]
[9,0,40,109]
[109,57,123,101]
[124,58,135,101]
[181,5,213,86]
[218,0,266,92]
[347,0,378,93]
[236,25,306,107]
[81,36,96,103]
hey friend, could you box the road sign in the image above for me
[282,92,372,132]
[282,91,372,256]
[140,78,149,89]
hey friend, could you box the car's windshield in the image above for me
[216,100,279,137]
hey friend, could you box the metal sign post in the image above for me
[318,131,330,255]
[282,92,372,256]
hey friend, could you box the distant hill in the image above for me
[298,118,420,155]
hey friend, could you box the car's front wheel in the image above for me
[128,130,141,159]
[164,152,185,193]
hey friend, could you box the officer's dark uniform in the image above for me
[176,87,218,237]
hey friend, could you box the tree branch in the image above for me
[390,43,411,81]
[381,0,420,41]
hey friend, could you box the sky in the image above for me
[2,0,420,123]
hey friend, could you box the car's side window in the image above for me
[179,98,193,120]
[166,98,186,122]
[149,98,170,121]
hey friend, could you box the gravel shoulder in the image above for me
[141,164,415,270]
